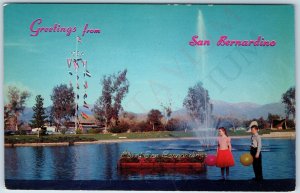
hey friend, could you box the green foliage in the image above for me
[147,109,163,131]
[119,151,206,163]
[31,95,48,128]
[6,86,31,130]
[94,69,129,130]
[165,118,181,131]
[87,128,102,134]
[76,128,83,134]
[5,135,97,144]
[183,82,212,124]
[282,87,295,119]
[40,126,47,136]
[286,119,295,129]
[50,84,75,130]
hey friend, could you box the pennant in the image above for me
[85,70,91,77]
[73,60,79,70]
[83,101,89,109]
[77,94,79,99]
[81,112,89,119]
[76,36,82,43]
[68,71,73,75]
[77,75,79,80]
[77,58,82,62]
[82,60,87,68]
[84,93,87,99]
[84,81,88,89]
[67,58,71,68]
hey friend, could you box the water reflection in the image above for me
[5,138,295,180]
[50,147,76,179]
[33,147,45,179]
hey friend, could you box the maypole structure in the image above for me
[67,36,91,132]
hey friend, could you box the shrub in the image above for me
[14,130,27,135]
[76,128,82,134]
[136,121,152,132]
[109,121,130,133]
[286,119,295,129]
[87,128,102,134]
[165,118,181,131]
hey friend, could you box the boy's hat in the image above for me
[249,121,258,128]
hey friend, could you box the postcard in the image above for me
[3,3,295,191]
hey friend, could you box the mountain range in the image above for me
[20,100,286,122]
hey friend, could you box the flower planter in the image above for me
[119,162,205,169]
[118,151,206,170]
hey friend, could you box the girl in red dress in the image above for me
[216,127,235,179]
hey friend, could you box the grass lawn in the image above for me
[5,131,195,144]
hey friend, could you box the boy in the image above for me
[249,121,263,182]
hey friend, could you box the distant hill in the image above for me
[20,100,286,122]
[210,100,286,119]
[172,100,286,120]
[20,106,93,123]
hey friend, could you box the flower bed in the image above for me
[118,151,206,169]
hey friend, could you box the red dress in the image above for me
[216,137,235,168]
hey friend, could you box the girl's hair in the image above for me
[218,127,228,137]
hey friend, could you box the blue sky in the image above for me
[4,4,295,113]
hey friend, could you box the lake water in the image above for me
[5,138,295,180]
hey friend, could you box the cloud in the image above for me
[4,41,40,53]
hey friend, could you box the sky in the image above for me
[4,4,295,113]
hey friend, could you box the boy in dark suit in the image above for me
[249,121,263,182]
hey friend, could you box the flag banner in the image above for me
[84,81,88,89]
[81,112,89,119]
[67,58,71,68]
[77,94,79,99]
[82,60,87,68]
[86,70,91,77]
[68,71,73,75]
[73,60,79,70]
[84,93,87,99]
[83,103,89,109]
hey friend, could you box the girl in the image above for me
[216,127,235,179]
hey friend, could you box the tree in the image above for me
[183,82,213,125]
[282,87,295,121]
[50,84,75,131]
[94,69,129,132]
[147,109,163,131]
[31,95,48,129]
[6,86,31,131]
[4,104,13,130]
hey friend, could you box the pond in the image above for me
[5,138,295,180]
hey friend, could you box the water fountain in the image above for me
[192,9,217,149]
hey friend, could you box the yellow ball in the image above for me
[240,153,253,166]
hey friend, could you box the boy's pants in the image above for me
[250,147,263,181]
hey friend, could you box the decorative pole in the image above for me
[67,36,90,133]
